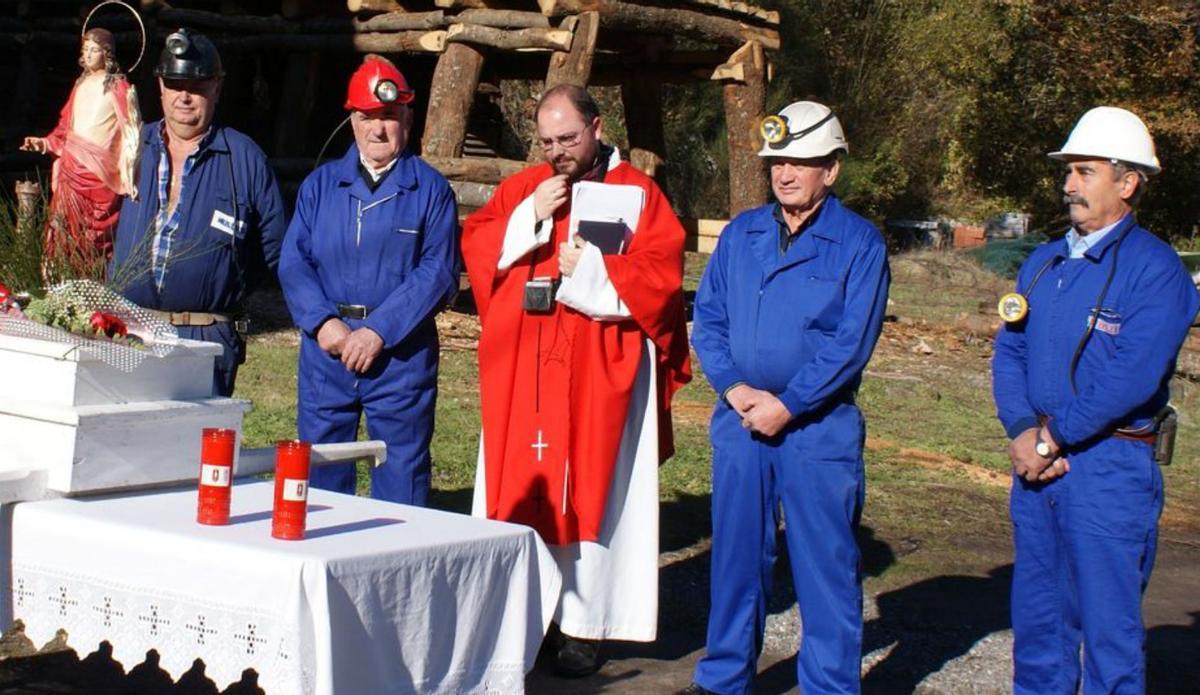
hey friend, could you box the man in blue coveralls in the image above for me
[684,101,890,695]
[111,28,286,397]
[278,55,459,506]
[992,106,1198,693]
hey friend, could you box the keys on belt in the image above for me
[337,304,372,319]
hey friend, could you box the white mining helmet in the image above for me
[1048,106,1161,175]
[758,101,849,159]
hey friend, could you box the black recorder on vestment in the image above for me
[523,276,556,313]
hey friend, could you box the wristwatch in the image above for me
[1035,432,1052,458]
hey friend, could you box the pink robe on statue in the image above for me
[42,74,141,274]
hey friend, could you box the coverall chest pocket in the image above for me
[208,196,250,246]
[794,274,844,332]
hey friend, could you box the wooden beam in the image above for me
[347,0,404,11]
[453,9,551,29]
[424,156,530,183]
[274,52,321,158]
[621,74,666,181]
[545,11,598,89]
[449,180,496,208]
[676,0,779,26]
[422,43,486,158]
[722,40,768,216]
[446,23,573,51]
[709,60,744,81]
[538,0,779,49]
[681,218,727,253]
[353,11,448,31]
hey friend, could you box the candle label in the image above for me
[200,464,231,487]
[282,478,308,502]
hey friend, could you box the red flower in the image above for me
[89,311,128,339]
[0,283,10,303]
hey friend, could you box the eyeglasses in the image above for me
[538,123,594,152]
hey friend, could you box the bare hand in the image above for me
[1009,427,1053,482]
[1037,457,1070,482]
[20,137,48,154]
[533,174,569,221]
[340,327,384,374]
[725,384,757,415]
[558,235,585,277]
[316,318,351,356]
[730,385,792,437]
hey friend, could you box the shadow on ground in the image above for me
[0,638,263,694]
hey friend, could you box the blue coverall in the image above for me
[691,196,890,695]
[992,215,1199,694]
[278,145,459,506]
[111,123,286,397]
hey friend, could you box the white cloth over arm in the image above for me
[497,196,553,272]
[556,243,632,320]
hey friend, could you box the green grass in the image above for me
[232,249,1200,586]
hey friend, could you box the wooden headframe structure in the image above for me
[2,0,778,226]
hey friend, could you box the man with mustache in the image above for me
[685,101,890,695]
[279,55,459,505]
[111,28,285,397]
[992,106,1198,693]
[462,85,691,676]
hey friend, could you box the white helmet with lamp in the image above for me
[758,101,848,159]
[1048,106,1160,175]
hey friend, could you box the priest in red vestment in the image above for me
[462,85,691,676]
[22,28,141,279]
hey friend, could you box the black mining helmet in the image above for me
[155,28,224,80]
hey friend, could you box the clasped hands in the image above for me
[1009,426,1070,483]
[317,318,383,374]
[726,384,792,437]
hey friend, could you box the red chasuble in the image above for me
[462,160,691,545]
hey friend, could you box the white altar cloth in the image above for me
[4,481,561,694]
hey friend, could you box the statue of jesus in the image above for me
[22,28,141,278]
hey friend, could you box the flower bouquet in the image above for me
[0,279,179,371]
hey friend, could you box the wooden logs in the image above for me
[621,75,666,181]
[259,31,447,52]
[546,12,598,89]
[537,0,779,50]
[675,0,779,26]
[422,43,486,158]
[353,11,447,31]
[449,180,497,209]
[445,24,573,51]
[347,0,404,12]
[14,181,42,237]
[423,156,529,183]
[722,40,769,216]
[454,9,551,29]
[274,52,321,158]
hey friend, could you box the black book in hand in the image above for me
[576,219,628,255]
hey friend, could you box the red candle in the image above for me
[272,440,312,540]
[197,428,237,525]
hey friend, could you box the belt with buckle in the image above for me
[1037,415,1157,446]
[147,309,233,327]
[337,304,372,319]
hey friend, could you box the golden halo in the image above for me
[997,293,1029,323]
[760,115,788,144]
[82,1,147,74]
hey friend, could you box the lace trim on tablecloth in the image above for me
[13,563,313,694]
